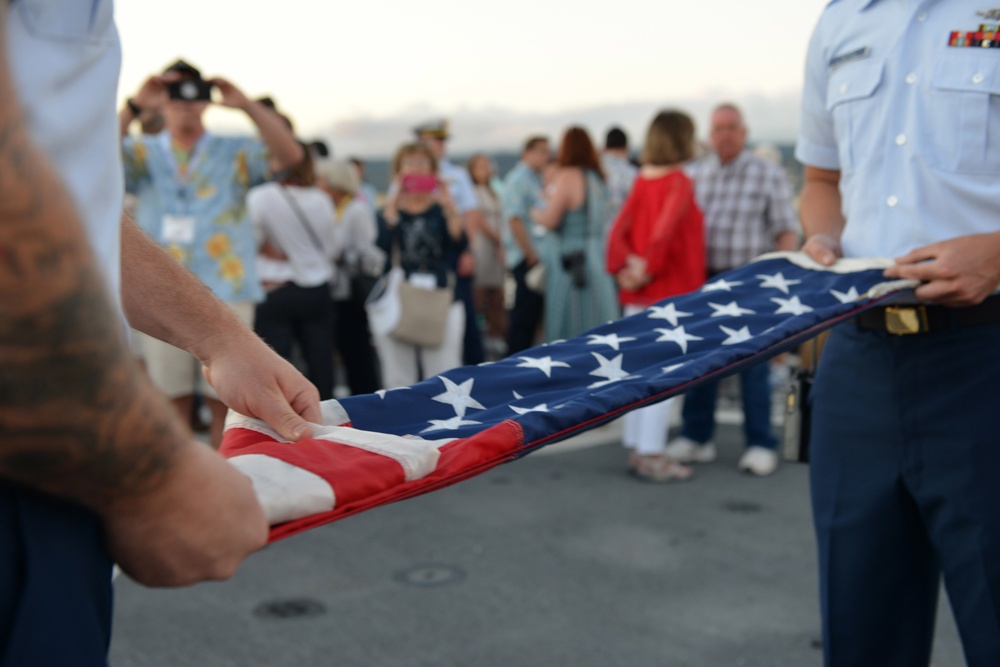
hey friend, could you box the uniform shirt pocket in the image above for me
[825,60,885,172]
[17,0,114,45]
[927,52,1000,174]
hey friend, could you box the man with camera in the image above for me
[120,60,303,447]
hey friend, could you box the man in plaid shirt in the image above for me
[666,103,800,477]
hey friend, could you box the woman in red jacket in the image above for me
[606,110,706,482]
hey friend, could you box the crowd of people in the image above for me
[9,1,1000,663]
[117,59,801,479]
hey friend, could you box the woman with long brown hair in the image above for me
[534,126,619,342]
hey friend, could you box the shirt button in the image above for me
[887,195,899,208]
[916,12,928,22]
[895,134,907,146]
[839,83,848,94]
[905,72,918,84]
[973,72,985,84]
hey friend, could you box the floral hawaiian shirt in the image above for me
[123,132,271,302]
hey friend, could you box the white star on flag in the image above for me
[662,363,684,374]
[421,415,483,433]
[586,333,636,351]
[654,326,703,354]
[708,301,756,318]
[646,303,692,327]
[830,286,860,304]
[702,278,743,292]
[588,352,632,388]
[510,390,552,415]
[757,272,801,294]
[720,325,753,345]
[431,377,486,417]
[772,295,814,316]
[516,355,571,378]
[510,403,551,415]
[375,387,410,399]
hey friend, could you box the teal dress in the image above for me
[541,169,621,342]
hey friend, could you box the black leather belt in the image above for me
[856,296,1000,335]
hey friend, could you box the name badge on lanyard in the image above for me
[162,215,197,245]
[408,272,438,290]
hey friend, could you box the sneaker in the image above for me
[628,453,693,483]
[664,436,718,463]
[738,446,779,477]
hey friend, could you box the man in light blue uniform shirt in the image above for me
[797,2,1000,665]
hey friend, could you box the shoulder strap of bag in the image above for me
[278,186,326,253]
[583,168,599,237]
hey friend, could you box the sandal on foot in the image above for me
[628,454,693,483]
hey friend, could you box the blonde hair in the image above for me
[641,110,696,166]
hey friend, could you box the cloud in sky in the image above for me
[311,90,803,158]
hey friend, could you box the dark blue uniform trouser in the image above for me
[810,319,1000,667]
[0,484,112,667]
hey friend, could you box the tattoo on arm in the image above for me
[0,108,186,509]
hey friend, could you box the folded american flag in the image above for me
[221,253,915,542]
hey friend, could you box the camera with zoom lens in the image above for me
[167,78,214,102]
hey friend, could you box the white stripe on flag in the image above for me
[229,454,336,525]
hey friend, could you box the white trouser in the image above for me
[620,303,675,455]
[373,301,465,389]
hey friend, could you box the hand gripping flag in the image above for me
[221,253,917,542]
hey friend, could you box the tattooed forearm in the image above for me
[0,120,49,223]
[0,107,187,509]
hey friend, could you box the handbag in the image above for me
[781,332,828,463]
[365,266,404,336]
[392,275,453,347]
[364,238,453,348]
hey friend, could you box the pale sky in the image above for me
[116,0,830,155]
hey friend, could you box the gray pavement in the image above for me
[111,417,966,667]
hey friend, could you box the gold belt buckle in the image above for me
[884,305,929,335]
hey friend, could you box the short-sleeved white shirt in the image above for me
[246,182,340,288]
[6,0,124,301]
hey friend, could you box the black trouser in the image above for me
[505,259,544,354]
[333,299,381,395]
[254,283,336,400]
[456,275,484,366]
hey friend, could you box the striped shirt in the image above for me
[685,151,798,273]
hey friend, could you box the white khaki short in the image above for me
[132,301,255,400]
